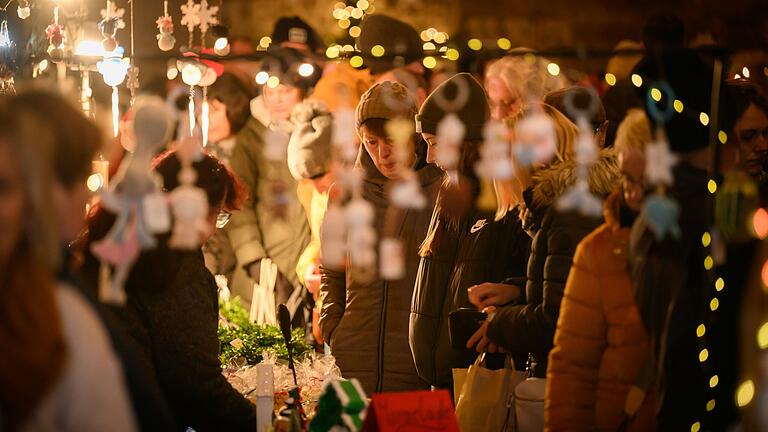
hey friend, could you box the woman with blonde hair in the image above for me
[546,109,655,431]
[485,49,570,121]
[0,90,136,431]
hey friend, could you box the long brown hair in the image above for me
[0,89,101,430]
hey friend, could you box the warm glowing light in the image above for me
[736,380,755,407]
[188,93,195,136]
[357,0,369,10]
[338,19,351,29]
[605,73,616,86]
[259,36,271,48]
[547,63,560,76]
[704,256,714,270]
[349,25,361,38]
[700,112,710,126]
[326,46,340,59]
[420,30,430,42]
[181,63,203,86]
[350,8,363,19]
[426,28,437,39]
[255,71,269,85]
[75,40,106,57]
[718,130,728,144]
[709,375,719,388]
[715,278,724,291]
[497,38,511,50]
[445,48,459,61]
[753,208,768,239]
[706,399,715,412]
[214,37,228,51]
[762,260,768,287]
[757,321,768,349]
[710,297,719,311]
[266,76,280,88]
[371,45,385,57]
[708,179,717,194]
[651,88,662,102]
[423,42,436,51]
[349,55,364,68]
[699,348,709,362]
[702,232,711,247]
[99,58,130,87]
[468,38,482,51]
[742,67,750,78]
[697,324,706,337]
[674,99,684,113]
[39,59,49,72]
[434,32,447,44]
[87,173,104,192]
[691,422,701,432]
[423,56,437,69]
[631,74,642,87]
[298,63,315,77]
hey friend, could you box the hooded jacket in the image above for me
[487,149,619,377]
[545,191,655,432]
[409,204,531,389]
[225,113,311,308]
[319,141,443,395]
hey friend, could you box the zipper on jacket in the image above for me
[376,279,389,393]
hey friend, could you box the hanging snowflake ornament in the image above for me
[264,128,290,162]
[380,238,405,280]
[126,66,140,94]
[181,0,201,40]
[100,1,126,30]
[320,204,348,268]
[390,172,427,209]
[476,120,513,180]
[557,117,602,217]
[17,1,31,20]
[645,126,678,186]
[436,113,465,181]
[514,112,557,167]
[641,194,682,240]
[197,0,219,35]
[332,109,358,163]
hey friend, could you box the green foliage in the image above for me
[218,296,312,366]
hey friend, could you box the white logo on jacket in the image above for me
[470,219,488,234]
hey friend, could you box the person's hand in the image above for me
[304,264,321,297]
[467,320,500,353]
[468,283,520,309]
[247,260,262,281]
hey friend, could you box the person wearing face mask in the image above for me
[319,81,443,395]
[80,151,257,431]
[225,47,318,321]
[545,109,655,432]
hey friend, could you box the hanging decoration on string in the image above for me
[99,0,124,53]
[126,0,138,104]
[0,16,17,94]
[180,0,201,47]
[168,135,210,250]
[45,7,65,63]
[156,0,175,52]
[92,96,174,304]
[556,86,603,217]
[475,120,513,212]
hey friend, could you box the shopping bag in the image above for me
[452,368,468,406]
[455,354,527,432]
[514,377,546,432]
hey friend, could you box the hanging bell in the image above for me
[48,46,65,63]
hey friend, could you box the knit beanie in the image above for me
[287,100,333,180]
[355,81,417,131]
[416,73,490,141]
[271,16,322,52]
[357,15,422,75]
[544,86,607,130]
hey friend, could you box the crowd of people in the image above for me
[1,9,767,432]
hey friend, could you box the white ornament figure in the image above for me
[332,109,357,163]
[156,1,175,52]
[168,181,210,249]
[197,0,219,35]
[264,128,290,162]
[346,198,377,269]
[476,120,513,180]
[390,173,427,209]
[645,126,678,187]
[436,113,465,179]
[380,238,405,280]
[515,112,557,166]
[556,117,602,217]
[320,204,348,268]
[180,0,201,36]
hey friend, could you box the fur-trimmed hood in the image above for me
[527,148,620,212]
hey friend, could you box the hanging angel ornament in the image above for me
[156,1,176,52]
[556,116,602,217]
[92,96,174,304]
[169,135,210,250]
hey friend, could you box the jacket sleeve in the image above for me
[145,257,256,432]
[319,263,346,344]
[226,131,267,269]
[487,212,583,357]
[409,212,460,386]
[545,237,607,431]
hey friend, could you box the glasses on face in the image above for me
[739,127,768,143]
[216,211,232,229]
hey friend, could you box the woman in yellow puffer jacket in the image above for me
[545,109,656,431]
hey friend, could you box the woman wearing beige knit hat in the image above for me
[319,81,443,394]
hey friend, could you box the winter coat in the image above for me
[226,114,311,308]
[629,163,741,430]
[319,143,443,395]
[545,191,654,432]
[81,215,257,431]
[409,205,531,389]
[487,150,619,377]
